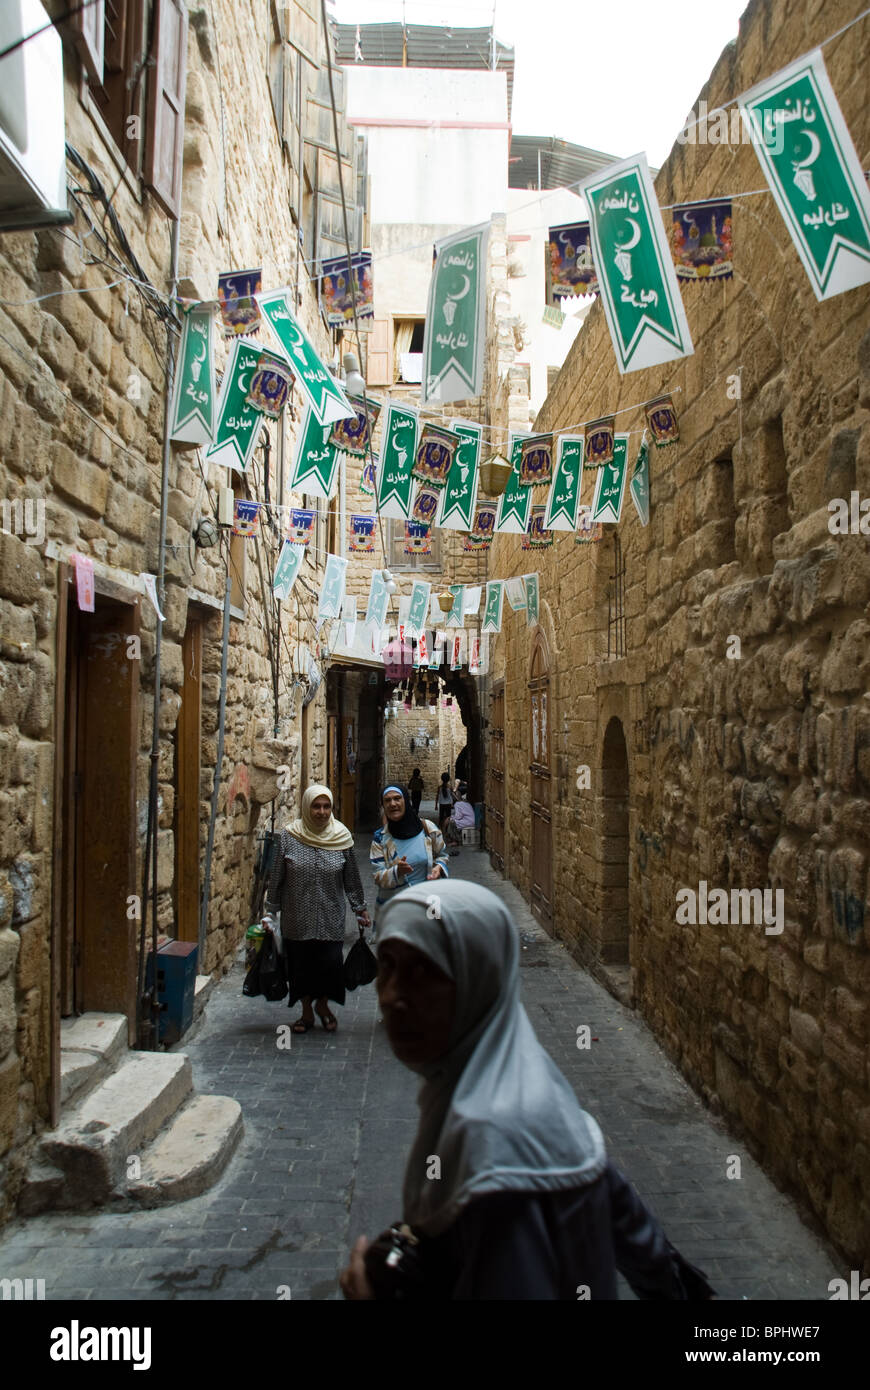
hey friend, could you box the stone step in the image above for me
[59,1013,128,1108]
[35,1052,193,1209]
[123,1095,244,1209]
[192,973,213,1024]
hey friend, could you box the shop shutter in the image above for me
[144,0,187,218]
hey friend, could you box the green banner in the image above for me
[366,570,389,631]
[438,420,481,530]
[206,337,263,471]
[169,305,216,445]
[739,50,870,301]
[376,401,419,519]
[407,580,431,636]
[590,433,630,523]
[272,540,305,600]
[496,434,533,534]
[482,580,504,634]
[291,406,341,498]
[580,154,694,374]
[524,573,540,627]
[445,584,465,630]
[544,434,585,529]
[318,554,347,620]
[257,289,355,424]
[629,433,650,526]
[422,222,489,404]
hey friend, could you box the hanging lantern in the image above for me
[437,589,454,612]
[478,453,512,497]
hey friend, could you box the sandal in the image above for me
[316,1007,337,1033]
[291,1016,315,1034]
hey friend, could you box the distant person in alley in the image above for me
[340,881,715,1300]
[408,767,425,814]
[370,785,449,921]
[435,772,455,831]
[267,784,370,1034]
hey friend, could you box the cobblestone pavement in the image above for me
[0,822,840,1301]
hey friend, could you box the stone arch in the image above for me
[600,715,630,965]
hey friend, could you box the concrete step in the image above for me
[59,1013,128,1107]
[192,973,213,1024]
[34,1052,193,1210]
[123,1095,243,1209]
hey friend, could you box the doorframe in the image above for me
[528,631,553,928]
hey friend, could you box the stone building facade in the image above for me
[487,0,870,1263]
[0,0,363,1226]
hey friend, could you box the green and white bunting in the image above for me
[524,573,540,627]
[272,540,305,600]
[504,577,527,611]
[496,433,533,533]
[437,420,481,530]
[366,570,389,631]
[291,407,342,499]
[422,221,489,404]
[257,288,355,425]
[544,434,585,530]
[376,401,419,519]
[739,50,870,301]
[591,432,630,523]
[407,580,431,636]
[482,580,504,634]
[629,433,650,526]
[206,337,263,471]
[445,584,465,630]
[169,305,216,444]
[579,154,694,374]
[318,554,347,620]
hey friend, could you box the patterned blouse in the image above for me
[266,831,367,942]
[370,818,449,914]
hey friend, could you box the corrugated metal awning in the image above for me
[333,22,515,119]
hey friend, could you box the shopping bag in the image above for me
[243,929,287,1001]
[344,927,378,990]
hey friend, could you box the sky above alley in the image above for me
[329,0,752,170]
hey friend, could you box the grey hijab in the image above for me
[376,880,607,1237]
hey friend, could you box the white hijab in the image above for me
[376,880,607,1236]
[285,784,353,851]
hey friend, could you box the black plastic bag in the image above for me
[344,927,378,990]
[243,931,288,1001]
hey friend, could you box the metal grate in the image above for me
[607,533,626,660]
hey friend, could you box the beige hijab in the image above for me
[286,784,353,851]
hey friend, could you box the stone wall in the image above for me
[384,701,467,795]
[488,0,870,1263]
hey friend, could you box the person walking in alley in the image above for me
[266,784,370,1034]
[370,785,449,920]
[408,768,425,814]
[435,772,455,831]
[339,881,715,1300]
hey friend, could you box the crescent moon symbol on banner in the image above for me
[238,373,249,393]
[616,219,641,251]
[448,275,471,302]
[792,129,821,168]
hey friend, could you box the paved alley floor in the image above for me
[0,830,841,1302]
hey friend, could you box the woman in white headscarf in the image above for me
[340,881,714,1299]
[266,785,370,1034]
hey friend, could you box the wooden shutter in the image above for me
[144,0,188,219]
[367,317,391,386]
[73,0,106,85]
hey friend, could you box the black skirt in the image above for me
[284,940,346,1007]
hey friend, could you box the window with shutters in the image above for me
[393,319,425,384]
[72,0,147,165]
[144,0,188,218]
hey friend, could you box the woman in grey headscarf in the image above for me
[340,881,713,1300]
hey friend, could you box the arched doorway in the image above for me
[529,637,553,927]
[601,717,629,963]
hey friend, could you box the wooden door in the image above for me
[341,715,357,834]
[327,714,339,805]
[175,615,202,943]
[487,685,505,871]
[529,640,553,927]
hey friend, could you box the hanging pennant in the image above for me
[218,269,262,337]
[359,453,377,497]
[412,424,461,488]
[288,508,315,545]
[524,573,540,627]
[272,540,305,599]
[366,570,389,630]
[232,500,261,538]
[579,153,694,374]
[404,521,432,555]
[376,401,419,518]
[519,434,554,487]
[738,50,870,302]
[451,633,463,671]
[629,433,651,526]
[318,554,348,620]
[320,251,374,330]
[410,482,442,529]
[482,580,504,634]
[591,434,630,524]
[330,395,381,457]
[257,288,355,425]
[463,585,482,615]
[671,200,733,281]
[418,630,430,666]
[342,595,357,648]
[349,514,376,552]
[546,222,599,303]
[406,581,432,636]
[646,394,680,447]
[169,304,217,445]
[544,435,584,530]
[72,553,95,612]
[291,406,342,498]
[445,585,465,630]
[463,532,492,553]
[422,221,490,404]
[585,417,615,469]
[522,506,553,549]
[246,350,293,418]
[496,433,534,533]
[504,577,527,611]
[470,500,497,541]
[575,505,604,544]
[469,634,481,674]
[438,420,481,530]
[206,337,263,471]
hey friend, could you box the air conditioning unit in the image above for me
[0,0,69,231]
